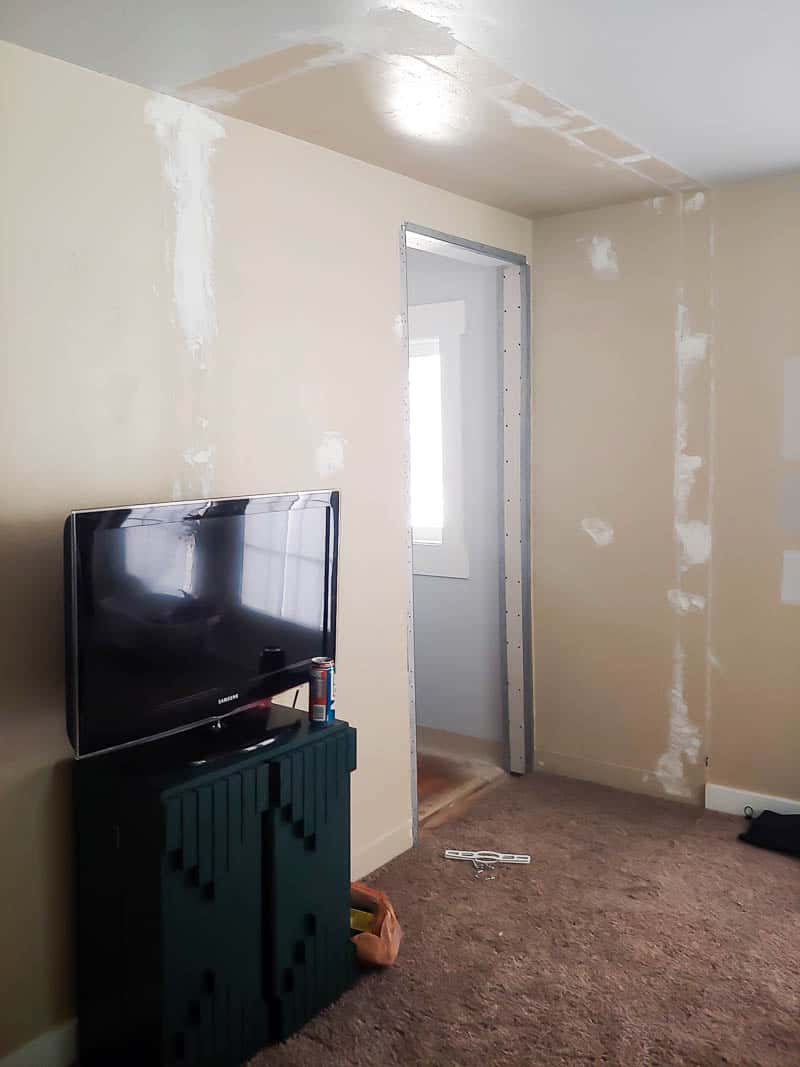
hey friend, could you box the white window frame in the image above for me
[408,299,469,580]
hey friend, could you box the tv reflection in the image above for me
[89,505,325,684]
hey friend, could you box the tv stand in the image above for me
[74,708,357,1065]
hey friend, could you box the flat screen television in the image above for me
[64,490,338,758]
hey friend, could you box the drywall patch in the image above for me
[655,641,701,798]
[316,431,347,478]
[581,517,614,547]
[780,549,800,604]
[667,589,706,614]
[783,357,800,460]
[649,196,666,214]
[145,94,225,360]
[588,236,619,280]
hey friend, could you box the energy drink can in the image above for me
[309,657,335,724]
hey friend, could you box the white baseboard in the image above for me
[1,1019,76,1067]
[351,820,412,881]
[705,783,800,817]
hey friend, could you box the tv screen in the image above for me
[64,491,338,757]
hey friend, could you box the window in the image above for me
[409,337,444,544]
[241,509,325,629]
[407,300,468,579]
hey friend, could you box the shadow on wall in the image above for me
[0,513,75,1055]
[0,757,74,1056]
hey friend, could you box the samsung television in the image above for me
[64,491,338,758]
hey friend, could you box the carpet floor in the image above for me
[250,773,800,1066]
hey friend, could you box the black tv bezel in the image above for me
[64,490,339,759]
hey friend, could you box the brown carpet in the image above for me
[250,773,800,1066]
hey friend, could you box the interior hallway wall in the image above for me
[407,249,504,744]
[530,175,800,808]
[0,41,532,1058]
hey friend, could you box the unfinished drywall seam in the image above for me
[146,94,225,499]
[481,79,694,196]
[581,517,614,546]
[657,194,712,798]
[145,95,225,359]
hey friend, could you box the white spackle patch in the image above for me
[182,446,216,496]
[675,303,708,370]
[675,454,702,516]
[316,431,347,478]
[667,589,706,614]
[650,196,666,214]
[393,313,405,343]
[673,301,710,569]
[707,651,723,673]
[581,517,614,547]
[589,236,619,280]
[183,447,215,467]
[684,191,706,213]
[655,641,701,797]
[676,520,711,567]
[145,95,225,360]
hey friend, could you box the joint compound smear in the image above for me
[656,640,701,797]
[316,431,347,478]
[145,95,225,359]
[581,517,614,547]
[667,589,706,614]
[588,236,619,280]
[684,191,706,213]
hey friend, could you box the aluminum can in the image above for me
[309,657,335,724]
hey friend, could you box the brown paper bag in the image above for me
[350,882,402,967]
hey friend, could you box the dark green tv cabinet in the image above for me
[74,706,357,1066]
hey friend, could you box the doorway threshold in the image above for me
[416,727,506,827]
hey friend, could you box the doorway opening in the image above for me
[401,225,532,831]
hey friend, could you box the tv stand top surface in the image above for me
[75,704,350,789]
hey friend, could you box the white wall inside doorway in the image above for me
[407,247,504,744]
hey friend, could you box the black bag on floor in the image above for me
[739,809,800,858]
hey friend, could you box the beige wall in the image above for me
[712,175,800,799]
[531,176,800,808]
[0,41,531,1056]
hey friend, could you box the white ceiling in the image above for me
[2,0,798,186]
